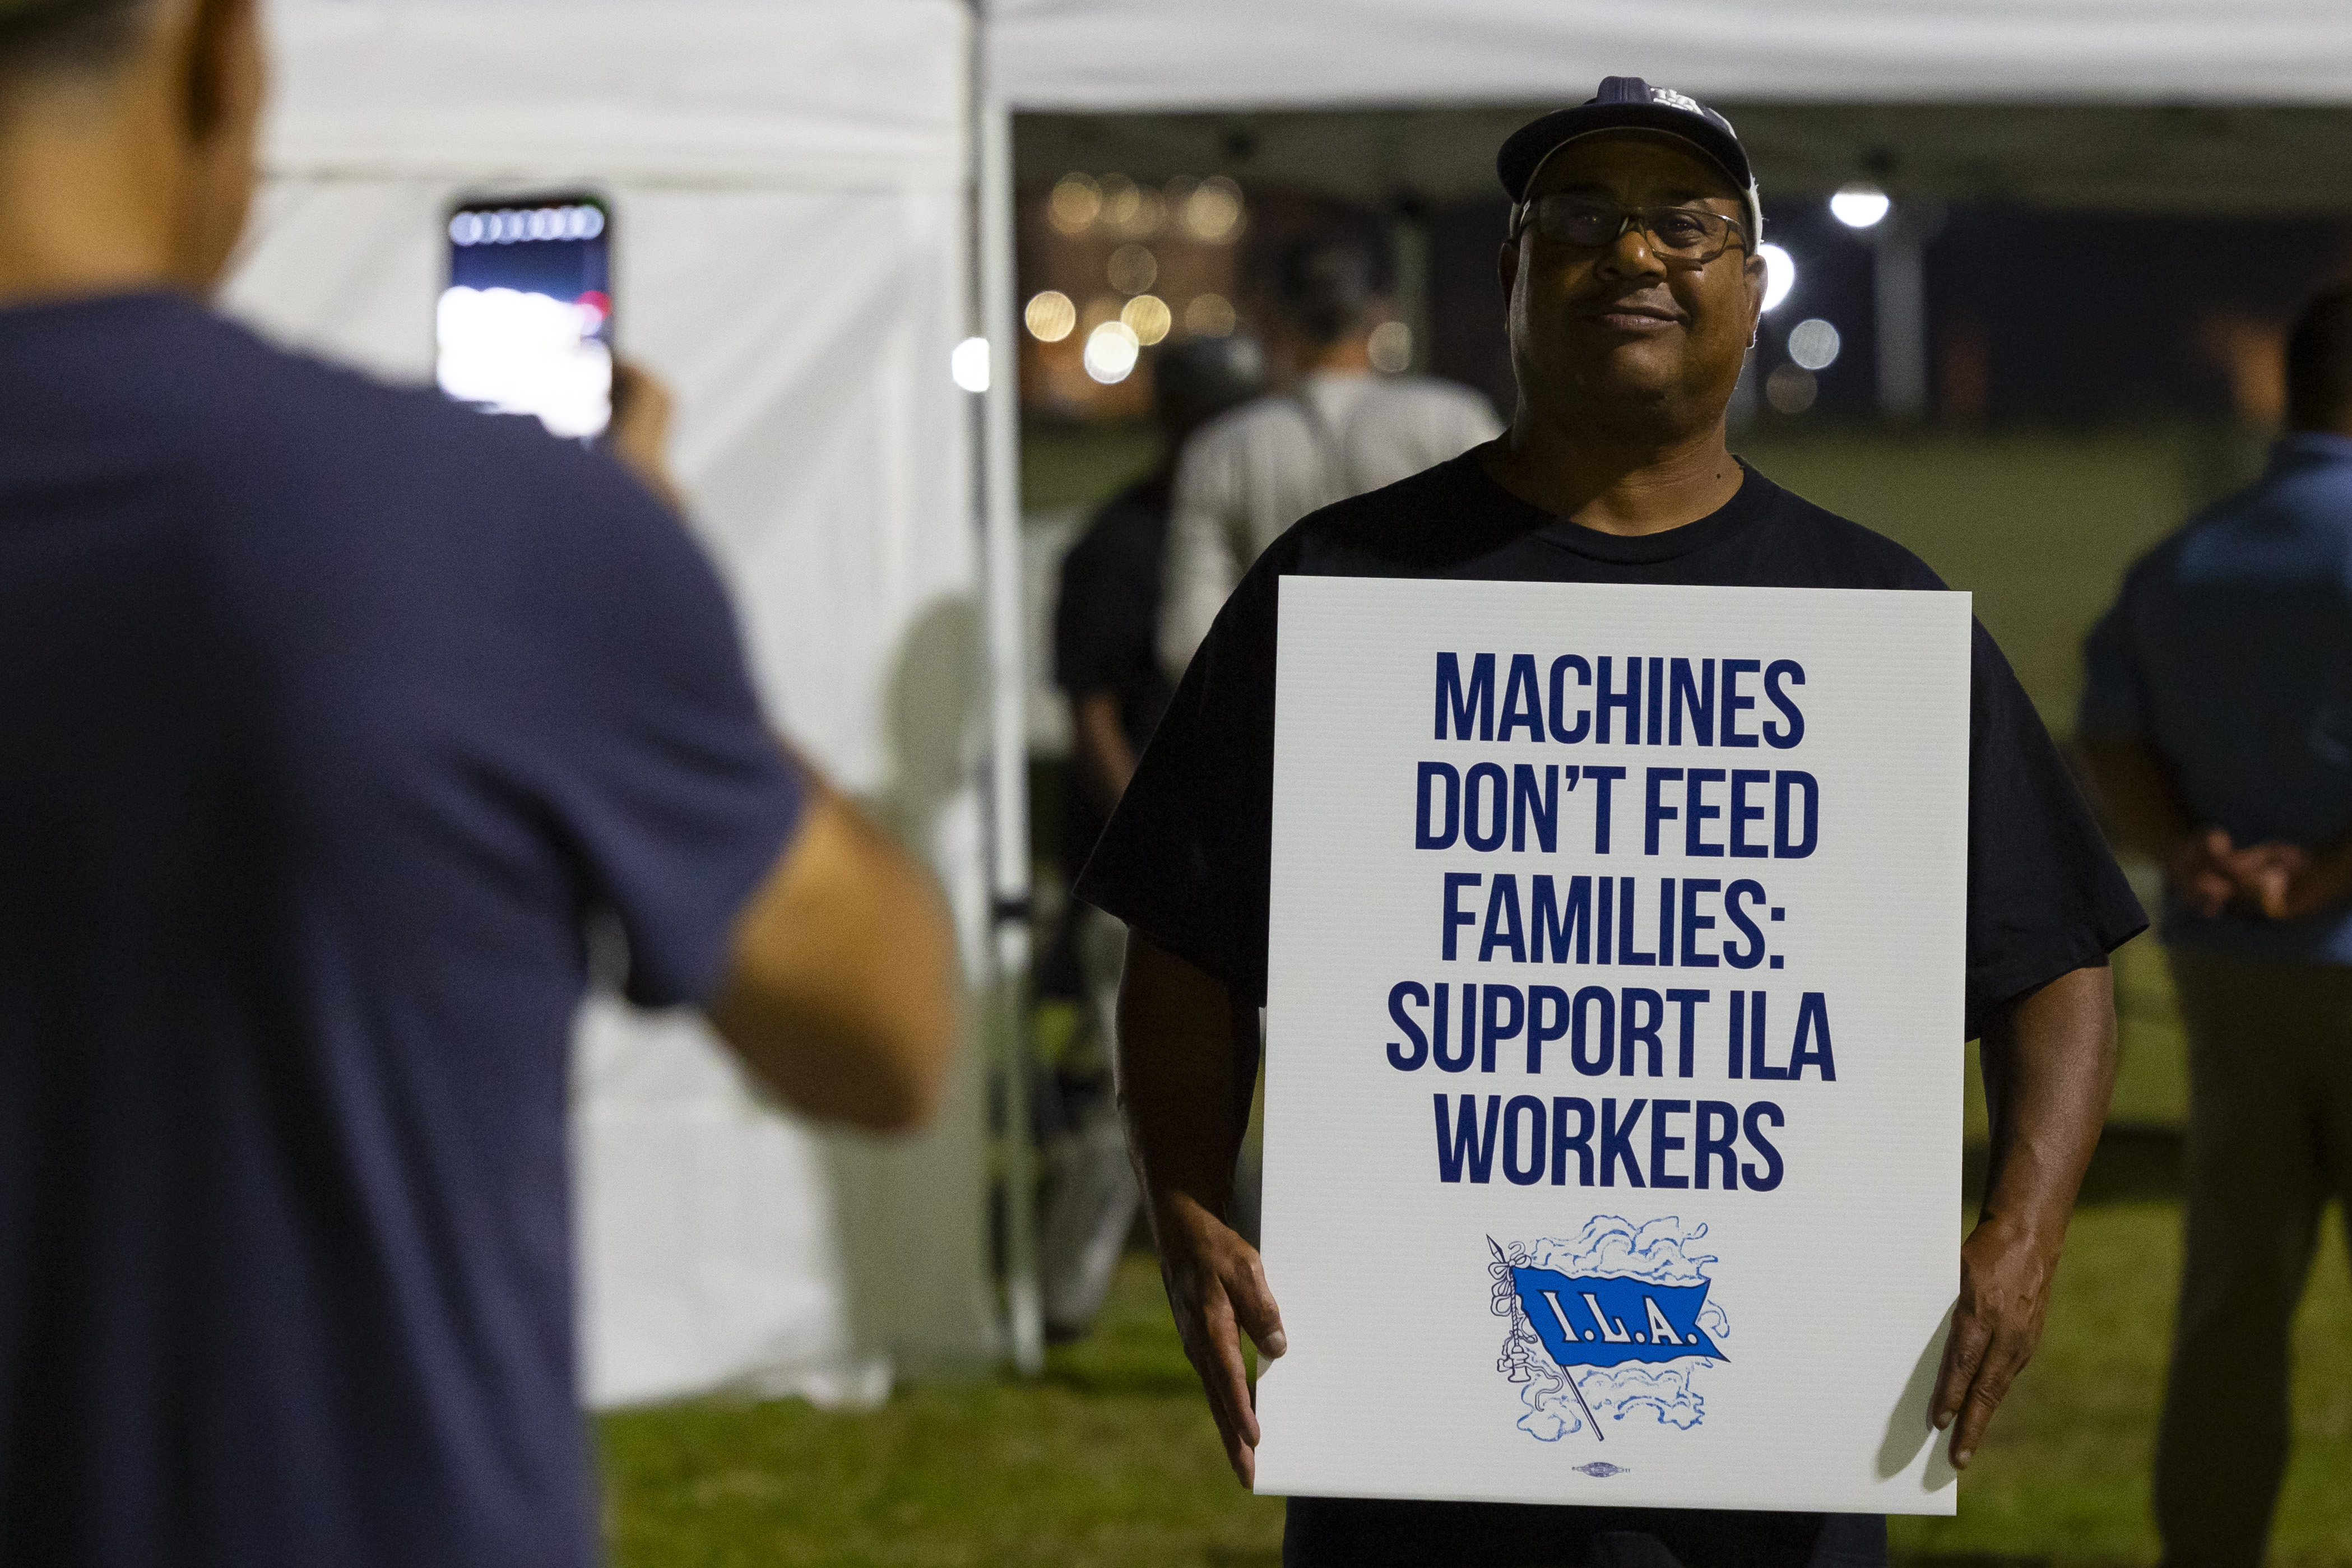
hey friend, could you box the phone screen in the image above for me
[437,194,613,441]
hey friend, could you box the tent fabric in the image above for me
[988,0,2352,112]
[228,0,994,1408]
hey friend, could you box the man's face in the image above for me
[1499,132,1765,441]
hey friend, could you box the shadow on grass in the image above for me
[1963,1122,2181,1208]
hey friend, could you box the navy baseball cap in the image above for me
[1499,77,1762,243]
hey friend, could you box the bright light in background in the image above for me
[1185,293,1236,338]
[1121,294,1172,346]
[1025,290,1075,342]
[1787,318,1842,371]
[1048,174,1101,236]
[1367,321,1413,374]
[1083,321,1140,384]
[1829,183,1891,230]
[1097,174,1143,235]
[951,336,990,393]
[1758,244,1796,311]
[1182,177,1244,243]
[436,286,611,439]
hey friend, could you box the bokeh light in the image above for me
[1787,318,1842,371]
[1098,175,1142,235]
[1024,290,1076,342]
[1368,321,1413,374]
[1765,362,1818,414]
[1184,293,1236,337]
[1121,295,1173,346]
[1182,177,1244,243]
[1757,244,1796,312]
[950,337,990,393]
[1049,174,1101,236]
[1084,321,1141,384]
[1107,244,1159,295]
[1829,183,1891,230]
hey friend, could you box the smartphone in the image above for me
[437,193,614,441]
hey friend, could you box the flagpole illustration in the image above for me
[1562,1362,1604,1442]
[1490,1237,1604,1442]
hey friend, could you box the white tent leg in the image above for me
[975,80,1046,1377]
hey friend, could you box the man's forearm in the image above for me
[1115,933,1257,1222]
[1978,965,2117,1240]
[1929,963,2118,1466]
[1074,691,1139,814]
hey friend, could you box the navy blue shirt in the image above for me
[0,294,804,1565]
[2081,432,2352,963]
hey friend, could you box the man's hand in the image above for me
[1115,934,1276,1488]
[1154,1190,1286,1486]
[1932,965,2117,1470]
[607,361,682,512]
[1931,1213,2058,1470]
[2162,827,2240,919]
[2221,836,2352,921]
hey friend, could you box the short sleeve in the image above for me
[1078,552,1280,1001]
[1964,621,2147,1036]
[2077,584,2151,738]
[517,461,806,1010]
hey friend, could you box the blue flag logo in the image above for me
[1507,1265,1727,1371]
[1489,1221,1733,1446]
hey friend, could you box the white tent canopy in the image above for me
[989,0,2352,111]
[234,0,994,1408]
[993,2,2352,213]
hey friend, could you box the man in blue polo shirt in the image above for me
[0,1,959,1562]
[2079,284,2352,1568]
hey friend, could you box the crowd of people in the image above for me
[0,0,2345,1564]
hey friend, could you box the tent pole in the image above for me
[974,45,1046,1378]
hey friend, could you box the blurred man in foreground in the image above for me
[2079,285,2352,1568]
[1044,335,1262,1339]
[1082,77,2142,1566]
[1155,220,1500,677]
[0,1,958,1563]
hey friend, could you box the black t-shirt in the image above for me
[0,295,804,1566]
[1055,472,1178,864]
[1079,454,2141,1558]
[1080,452,2144,1046]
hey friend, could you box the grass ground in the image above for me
[597,427,2350,1565]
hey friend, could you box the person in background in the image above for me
[1085,76,2140,1566]
[1042,334,1264,1340]
[2077,284,2352,1568]
[1155,219,1502,678]
[0,2,958,1564]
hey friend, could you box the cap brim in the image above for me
[1499,103,1752,206]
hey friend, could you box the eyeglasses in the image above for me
[1510,196,1749,265]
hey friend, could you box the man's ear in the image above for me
[1743,249,1768,344]
[1498,236,1520,306]
[181,0,253,140]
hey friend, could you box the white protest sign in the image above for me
[1254,577,1970,1516]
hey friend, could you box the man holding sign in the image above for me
[1080,77,2144,1566]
